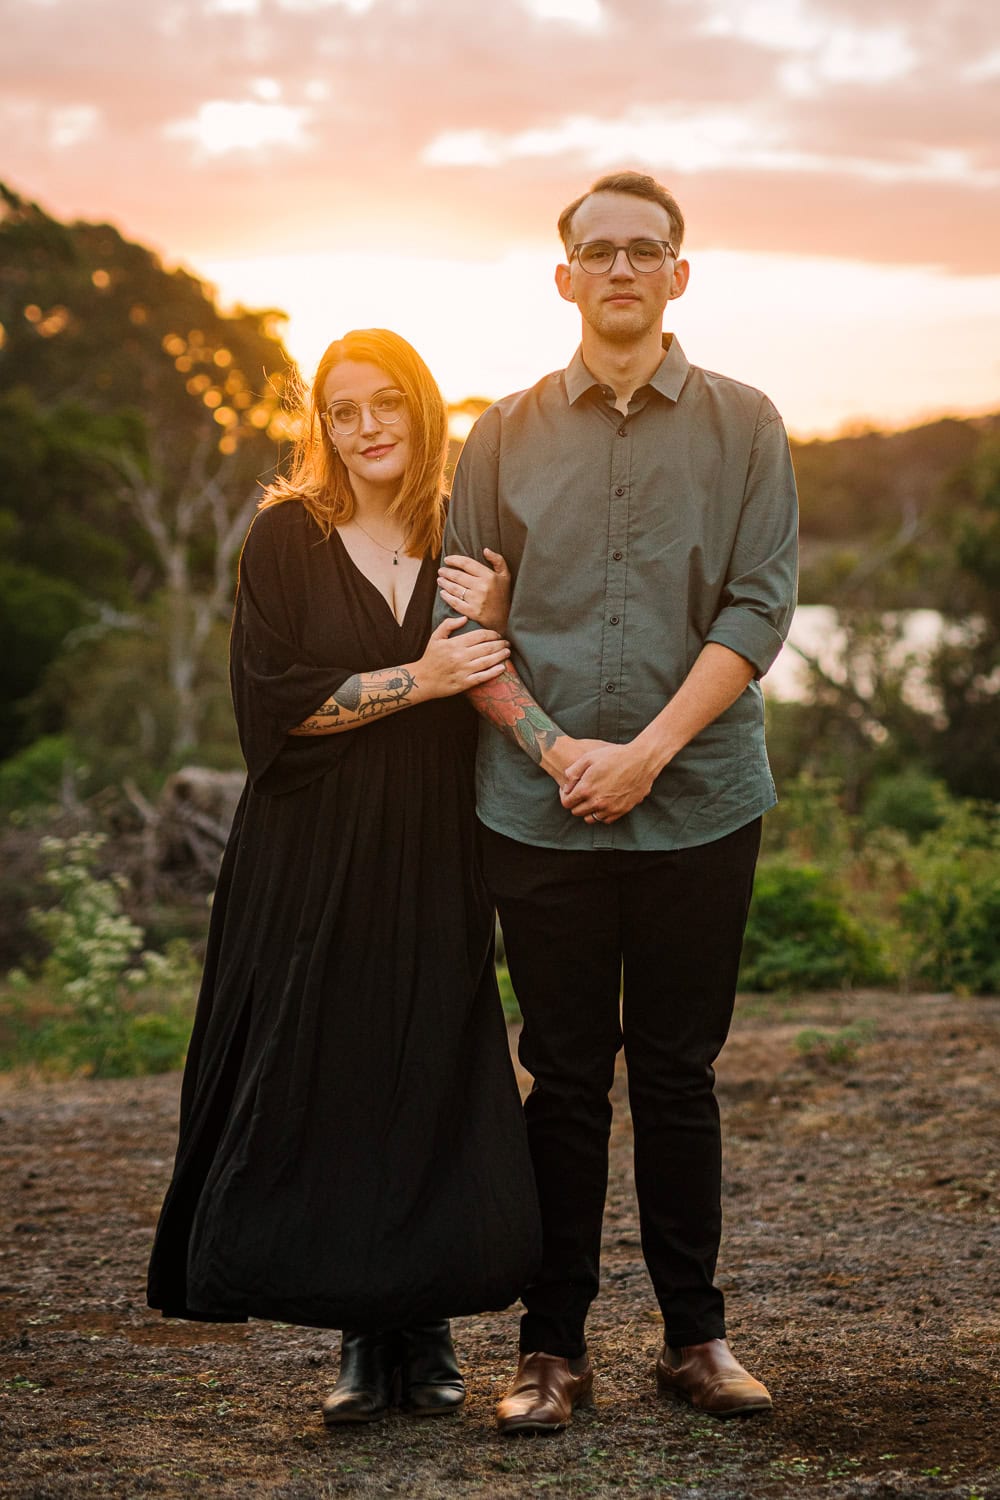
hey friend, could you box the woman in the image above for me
[147,329,540,1423]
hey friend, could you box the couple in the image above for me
[147,170,798,1432]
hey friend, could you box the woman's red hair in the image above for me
[260,328,448,560]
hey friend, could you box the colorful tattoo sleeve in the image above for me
[467,666,562,765]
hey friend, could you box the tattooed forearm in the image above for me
[466,666,563,765]
[334,676,363,712]
[353,670,417,719]
[289,667,418,736]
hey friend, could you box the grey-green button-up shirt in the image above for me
[435,335,798,852]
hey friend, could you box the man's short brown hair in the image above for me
[557,171,685,255]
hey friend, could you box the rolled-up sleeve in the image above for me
[705,405,798,677]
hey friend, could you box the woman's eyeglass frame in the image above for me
[323,388,407,437]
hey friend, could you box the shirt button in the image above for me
[612,549,623,561]
[614,486,625,496]
[606,682,616,693]
[617,425,627,437]
[610,615,620,625]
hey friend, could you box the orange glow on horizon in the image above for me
[193,247,1000,440]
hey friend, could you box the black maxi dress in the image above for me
[147,500,541,1330]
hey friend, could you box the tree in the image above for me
[776,429,1000,806]
[922,438,1000,798]
[0,184,297,771]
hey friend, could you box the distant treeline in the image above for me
[791,413,1000,608]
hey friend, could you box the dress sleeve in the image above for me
[230,506,358,793]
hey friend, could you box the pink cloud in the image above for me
[1,0,997,274]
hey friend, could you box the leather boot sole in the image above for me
[323,1398,465,1423]
[405,1398,466,1418]
[324,1376,465,1423]
[322,1402,389,1425]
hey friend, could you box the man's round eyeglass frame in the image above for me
[323,388,407,437]
[569,239,678,275]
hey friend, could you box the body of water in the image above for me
[764,606,950,702]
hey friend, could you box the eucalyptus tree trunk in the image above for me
[113,434,263,758]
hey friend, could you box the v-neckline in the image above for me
[332,527,426,630]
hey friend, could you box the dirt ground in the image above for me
[1,990,998,1500]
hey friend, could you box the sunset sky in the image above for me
[4,0,999,436]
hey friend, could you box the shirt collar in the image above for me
[564,333,690,406]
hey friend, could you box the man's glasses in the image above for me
[570,239,677,275]
[323,389,406,437]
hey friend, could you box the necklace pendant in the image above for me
[393,554,398,565]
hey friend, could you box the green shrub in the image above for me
[495,962,522,1024]
[2,832,197,1075]
[795,1019,876,1068]
[900,802,1000,994]
[741,859,886,993]
[862,770,952,841]
[761,773,856,866]
[0,735,82,816]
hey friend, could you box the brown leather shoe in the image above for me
[656,1338,772,1418]
[496,1351,594,1434]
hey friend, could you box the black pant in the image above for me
[482,817,761,1359]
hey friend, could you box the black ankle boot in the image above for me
[398,1321,465,1416]
[322,1330,401,1424]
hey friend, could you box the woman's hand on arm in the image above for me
[289,617,510,736]
[416,613,511,697]
[437,549,511,632]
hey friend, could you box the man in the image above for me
[435,171,797,1431]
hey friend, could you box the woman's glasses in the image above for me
[324,389,406,437]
